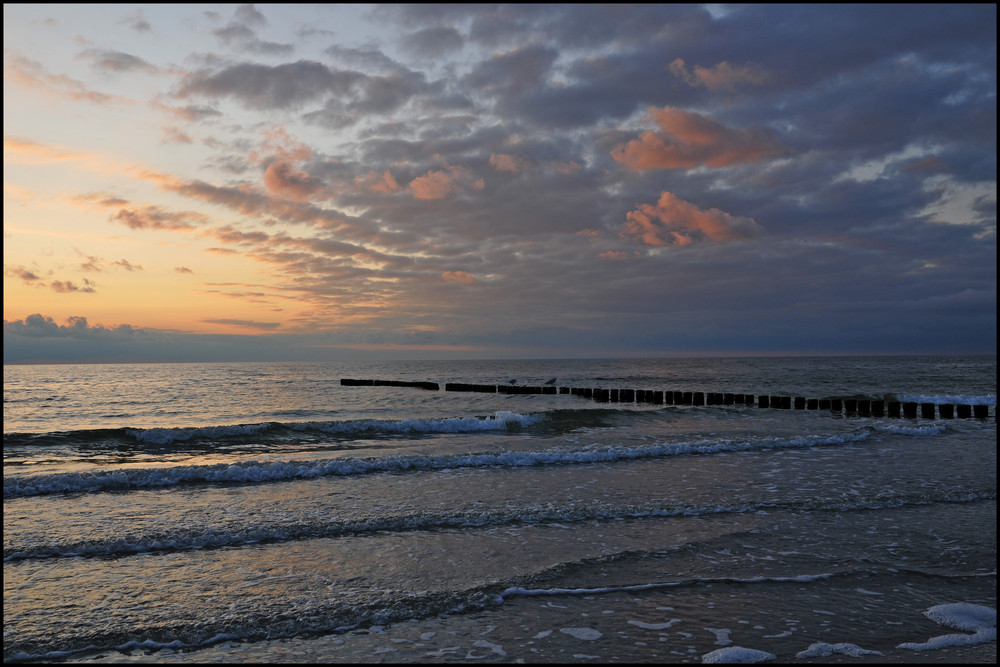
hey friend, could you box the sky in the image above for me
[3,4,996,364]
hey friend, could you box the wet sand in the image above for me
[70,570,995,664]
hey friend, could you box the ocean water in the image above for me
[3,355,996,663]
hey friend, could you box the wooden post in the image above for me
[921,403,936,419]
[938,404,954,419]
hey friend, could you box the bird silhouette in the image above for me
[544,377,557,385]
[508,378,518,385]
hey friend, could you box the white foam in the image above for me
[897,628,997,650]
[701,646,776,663]
[924,602,996,632]
[897,602,996,651]
[873,422,946,436]
[628,619,681,630]
[795,642,883,658]
[705,628,733,645]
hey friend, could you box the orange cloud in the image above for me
[442,270,478,284]
[50,279,96,293]
[4,266,42,283]
[250,128,324,202]
[623,192,761,246]
[668,58,774,91]
[489,153,528,173]
[4,53,134,106]
[410,169,454,200]
[263,160,323,202]
[611,106,785,170]
[71,195,210,231]
[410,165,484,200]
[250,127,313,164]
[356,169,401,194]
[4,136,92,164]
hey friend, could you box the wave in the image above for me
[5,489,994,564]
[897,393,996,406]
[3,423,898,499]
[5,420,953,500]
[2,411,549,449]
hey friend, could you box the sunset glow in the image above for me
[4,4,996,362]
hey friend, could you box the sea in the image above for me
[3,355,996,664]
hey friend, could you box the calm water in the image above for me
[3,356,996,663]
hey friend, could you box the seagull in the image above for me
[544,377,557,385]
[508,378,518,385]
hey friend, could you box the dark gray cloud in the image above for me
[401,25,464,59]
[211,3,293,56]
[175,60,362,109]
[78,49,158,73]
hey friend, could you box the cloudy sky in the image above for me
[3,4,996,363]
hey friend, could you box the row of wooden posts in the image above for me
[340,379,993,419]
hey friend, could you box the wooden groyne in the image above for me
[341,379,993,419]
[340,378,439,390]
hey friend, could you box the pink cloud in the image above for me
[611,106,785,170]
[668,58,774,91]
[623,192,761,246]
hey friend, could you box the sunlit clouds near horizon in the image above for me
[3,4,996,363]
